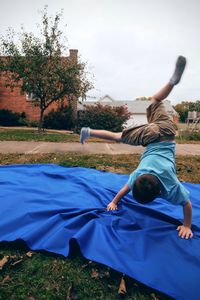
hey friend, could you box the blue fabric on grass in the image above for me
[0,164,200,300]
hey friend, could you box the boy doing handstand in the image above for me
[80,56,193,240]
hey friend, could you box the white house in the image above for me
[78,95,178,127]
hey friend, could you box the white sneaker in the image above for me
[80,127,90,144]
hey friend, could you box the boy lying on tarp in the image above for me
[80,56,193,240]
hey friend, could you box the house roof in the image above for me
[78,96,178,116]
[99,95,115,102]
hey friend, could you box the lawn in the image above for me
[0,128,80,142]
[0,127,200,143]
[0,128,106,143]
[0,153,200,299]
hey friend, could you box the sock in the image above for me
[80,127,90,144]
[169,56,186,85]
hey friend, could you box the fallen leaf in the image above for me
[0,256,9,270]
[52,283,59,292]
[66,284,72,300]
[118,276,127,295]
[0,275,11,285]
[151,293,159,300]
[91,268,99,279]
[26,251,33,258]
[66,282,78,300]
[81,260,93,269]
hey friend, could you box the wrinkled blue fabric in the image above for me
[0,164,200,300]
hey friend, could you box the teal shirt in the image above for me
[128,142,190,205]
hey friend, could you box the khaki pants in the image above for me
[121,101,177,147]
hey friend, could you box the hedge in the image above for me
[77,103,131,132]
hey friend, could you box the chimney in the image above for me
[69,49,78,62]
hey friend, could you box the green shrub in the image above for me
[0,109,27,126]
[27,120,39,128]
[77,103,131,132]
[177,130,200,141]
[43,105,73,130]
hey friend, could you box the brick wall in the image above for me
[0,79,68,120]
[0,49,78,121]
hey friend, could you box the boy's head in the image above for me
[133,174,161,204]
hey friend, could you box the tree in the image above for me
[0,6,92,131]
[194,100,200,112]
[135,96,151,101]
[174,101,200,123]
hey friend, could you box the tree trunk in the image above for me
[69,95,78,129]
[38,108,45,133]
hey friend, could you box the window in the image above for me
[26,92,38,101]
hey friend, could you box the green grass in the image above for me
[0,128,80,142]
[0,153,199,182]
[0,153,200,299]
[176,123,200,143]
[176,131,200,143]
[0,128,109,143]
[0,242,125,300]
[0,242,167,300]
[0,127,200,143]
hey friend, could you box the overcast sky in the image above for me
[1,0,200,103]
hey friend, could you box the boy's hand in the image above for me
[177,225,193,239]
[107,201,118,211]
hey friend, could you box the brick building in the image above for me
[0,49,78,121]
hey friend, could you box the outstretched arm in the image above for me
[107,184,130,211]
[177,200,193,239]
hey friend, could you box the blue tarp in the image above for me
[0,164,200,300]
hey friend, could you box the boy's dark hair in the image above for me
[133,174,161,204]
